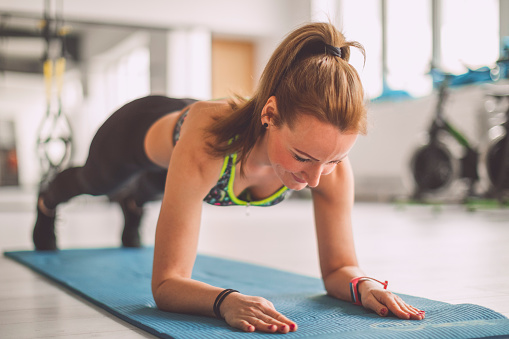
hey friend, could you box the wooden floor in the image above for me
[1,187,508,338]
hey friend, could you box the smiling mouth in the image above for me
[291,173,307,184]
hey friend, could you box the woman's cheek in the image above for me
[277,154,302,173]
[322,165,336,176]
[270,144,292,170]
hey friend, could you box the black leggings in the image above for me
[42,96,197,209]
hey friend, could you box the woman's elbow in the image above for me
[152,278,169,310]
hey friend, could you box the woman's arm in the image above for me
[151,102,297,333]
[151,103,225,315]
[311,157,425,320]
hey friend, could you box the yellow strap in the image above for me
[226,153,289,206]
[55,57,66,96]
[43,60,53,102]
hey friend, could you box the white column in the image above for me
[167,28,212,100]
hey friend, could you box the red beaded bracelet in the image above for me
[350,277,388,306]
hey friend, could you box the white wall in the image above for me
[0,0,307,36]
[0,73,45,186]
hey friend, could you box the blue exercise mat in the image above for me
[4,248,509,339]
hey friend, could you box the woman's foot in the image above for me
[33,197,58,251]
[120,198,143,248]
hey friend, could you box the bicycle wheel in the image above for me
[410,142,455,193]
[486,136,509,190]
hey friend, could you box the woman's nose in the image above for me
[303,164,323,187]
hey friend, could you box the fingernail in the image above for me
[268,325,276,330]
[289,324,296,330]
[380,308,387,316]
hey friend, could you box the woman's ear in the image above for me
[261,96,278,126]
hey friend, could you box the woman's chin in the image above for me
[284,180,308,191]
[276,172,308,190]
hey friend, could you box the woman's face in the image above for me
[263,108,358,190]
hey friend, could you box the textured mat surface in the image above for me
[4,248,509,339]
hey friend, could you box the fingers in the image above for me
[368,290,425,320]
[362,293,391,317]
[396,298,425,320]
[264,306,298,331]
[237,320,255,332]
[236,319,281,333]
[244,318,292,333]
[388,294,425,320]
[225,295,297,333]
[251,308,298,333]
[233,315,297,333]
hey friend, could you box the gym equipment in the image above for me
[409,74,479,200]
[484,91,509,201]
[36,0,73,184]
[409,72,509,205]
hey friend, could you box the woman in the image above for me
[33,22,425,334]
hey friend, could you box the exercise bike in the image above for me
[409,74,480,201]
[483,89,509,201]
[410,74,509,204]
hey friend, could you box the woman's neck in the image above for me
[241,132,271,177]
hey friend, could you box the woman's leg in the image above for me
[116,170,167,247]
[33,165,111,251]
[33,96,195,250]
[33,161,148,251]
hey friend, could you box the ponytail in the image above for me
[206,22,367,173]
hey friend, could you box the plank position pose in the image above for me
[33,22,425,333]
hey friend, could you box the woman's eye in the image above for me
[293,154,310,163]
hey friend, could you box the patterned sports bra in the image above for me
[173,109,291,206]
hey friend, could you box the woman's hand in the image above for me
[359,282,425,320]
[220,293,298,333]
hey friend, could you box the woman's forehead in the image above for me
[281,115,358,160]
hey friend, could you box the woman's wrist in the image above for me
[215,289,239,319]
[350,277,389,305]
[357,280,380,296]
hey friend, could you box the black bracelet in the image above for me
[213,289,239,319]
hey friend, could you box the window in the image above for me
[386,0,432,97]
[338,0,500,99]
[440,0,499,73]
[339,0,383,98]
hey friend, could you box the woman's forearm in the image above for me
[153,276,224,316]
[323,265,366,301]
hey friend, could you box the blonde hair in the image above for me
[206,22,367,169]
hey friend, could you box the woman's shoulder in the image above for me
[181,99,233,137]
[187,99,232,121]
[172,100,232,184]
[177,99,232,149]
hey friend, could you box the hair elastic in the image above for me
[325,44,342,58]
[213,289,239,319]
[350,277,388,306]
